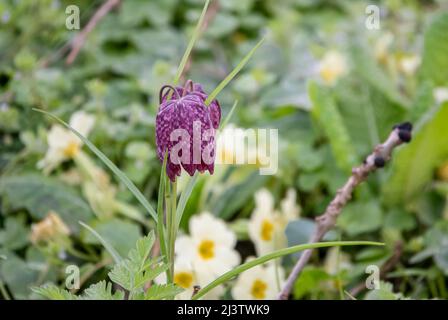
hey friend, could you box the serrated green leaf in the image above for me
[309,81,358,172]
[32,284,77,300]
[145,283,183,300]
[108,231,165,295]
[82,281,124,300]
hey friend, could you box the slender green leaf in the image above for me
[205,37,265,105]
[176,172,199,228]
[32,109,157,222]
[79,221,123,264]
[173,0,210,85]
[192,240,383,299]
[219,100,238,131]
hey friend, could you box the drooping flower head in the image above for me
[156,80,221,181]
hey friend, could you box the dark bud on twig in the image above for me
[398,129,412,143]
[393,121,413,132]
[374,156,385,168]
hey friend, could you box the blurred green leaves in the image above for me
[421,13,448,85]
[309,81,357,172]
[0,175,93,233]
[385,103,448,205]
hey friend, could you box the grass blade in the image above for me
[157,153,168,262]
[192,240,384,300]
[79,221,122,264]
[219,100,238,131]
[205,37,265,106]
[176,172,199,228]
[33,108,157,222]
[173,0,210,85]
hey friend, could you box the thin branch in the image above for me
[65,0,121,65]
[278,122,413,300]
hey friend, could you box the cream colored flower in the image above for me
[30,211,70,245]
[155,257,197,300]
[175,212,240,299]
[434,87,448,104]
[398,54,421,76]
[232,261,284,300]
[38,111,95,173]
[374,32,394,64]
[323,247,352,275]
[249,188,300,256]
[280,188,301,222]
[216,124,258,166]
[318,51,347,85]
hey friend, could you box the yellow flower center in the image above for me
[251,279,267,299]
[260,219,274,241]
[63,141,79,158]
[320,68,339,84]
[174,272,194,289]
[198,239,215,260]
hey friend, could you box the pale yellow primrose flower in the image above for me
[248,188,300,256]
[232,259,284,300]
[38,111,95,173]
[323,247,352,276]
[318,50,347,86]
[155,257,199,300]
[398,54,421,76]
[434,87,448,104]
[174,212,240,299]
[374,32,394,64]
[216,124,259,166]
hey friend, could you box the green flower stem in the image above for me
[167,181,177,285]
[164,180,173,283]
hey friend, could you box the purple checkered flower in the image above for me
[156,80,221,182]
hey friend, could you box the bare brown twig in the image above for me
[278,122,413,300]
[65,0,121,65]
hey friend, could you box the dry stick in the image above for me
[66,0,121,65]
[278,123,413,300]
